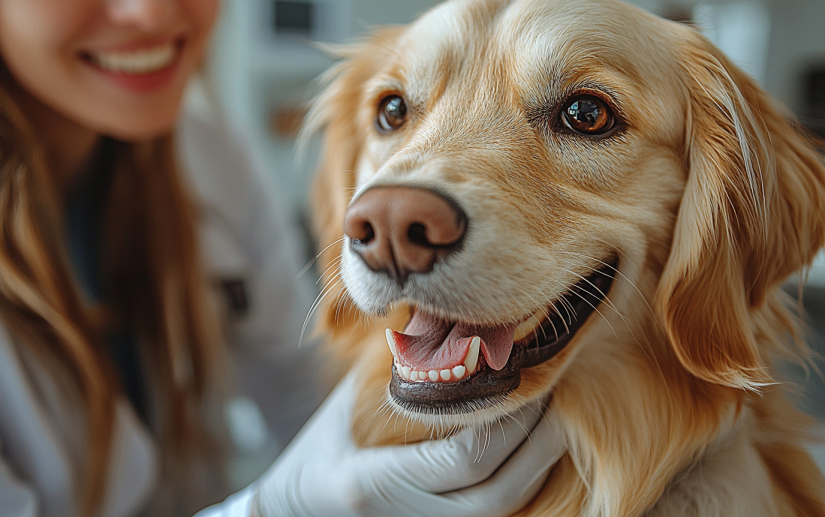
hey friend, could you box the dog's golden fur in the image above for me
[306,0,825,514]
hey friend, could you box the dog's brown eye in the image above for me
[561,95,614,136]
[377,95,408,132]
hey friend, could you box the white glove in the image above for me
[253,372,567,517]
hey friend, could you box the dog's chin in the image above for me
[385,259,618,425]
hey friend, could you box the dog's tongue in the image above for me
[391,311,517,371]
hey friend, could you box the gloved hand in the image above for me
[252,371,567,517]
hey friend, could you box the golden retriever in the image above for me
[304,0,825,514]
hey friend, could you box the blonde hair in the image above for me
[0,63,225,515]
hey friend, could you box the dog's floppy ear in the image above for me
[656,29,825,391]
[303,28,405,351]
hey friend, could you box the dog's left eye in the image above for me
[560,95,615,136]
[377,95,408,132]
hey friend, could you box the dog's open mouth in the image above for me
[387,260,617,413]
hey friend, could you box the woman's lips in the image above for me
[79,39,184,92]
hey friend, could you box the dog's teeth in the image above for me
[385,329,398,357]
[452,365,466,379]
[464,337,480,374]
[428,370,439,382]
[440,369,451,381]
[401,366,411,380]
[418,371,428,381]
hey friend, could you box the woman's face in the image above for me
[0,0,219,140]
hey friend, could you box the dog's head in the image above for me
[308,0,825,430]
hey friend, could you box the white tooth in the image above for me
[152,48,168,65]
[161,46,174,64]
[131,53,146,71]
[452,365,466,379]
[385,329,398,357]
[142,52,156,69]
[440,369,451,381]
[401,366,411,380]
[91,43,177,75]
[464,337,480,374]
[418,371,428,381]
[125,54,137,72]
[100,54,118,72]
[428,370,439,382]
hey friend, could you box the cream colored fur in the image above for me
[305,0,825,514]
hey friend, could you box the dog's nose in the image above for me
[343,187,467,283]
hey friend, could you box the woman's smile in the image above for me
[0,0,217,140]
[80,37,186,92]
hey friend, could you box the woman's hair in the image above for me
[0,62,224,515]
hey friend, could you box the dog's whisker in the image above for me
[568,289,619,340]
[563,267,641,347]
[521,291,562,344]
[564,268,623,317]
[558,295,579,325]
[297,237,345,280]
[568,281,628,329]
[507,407,533,443]
[316,257,343,286]
[559,249,655,317]
[558,262,665,380]
[332,286,349,324]
[299,279,343,348]
[549,299,570,336]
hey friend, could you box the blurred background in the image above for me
[197,0,825,485]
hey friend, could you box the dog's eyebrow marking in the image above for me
[529,81,625,114]
[365,79,406,106]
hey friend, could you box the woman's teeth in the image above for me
[386,330,479,383]
[87,43,178,75]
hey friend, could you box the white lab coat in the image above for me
[0,111,321,517]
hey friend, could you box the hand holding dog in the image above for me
[253,372,566,517]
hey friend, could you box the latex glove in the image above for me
[253,371,567,517]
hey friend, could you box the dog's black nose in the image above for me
[343,186,467,283]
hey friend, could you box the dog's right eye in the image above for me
[377,95,408,132]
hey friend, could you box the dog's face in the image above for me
[310,0,825,431]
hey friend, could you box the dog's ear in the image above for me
[303,28,405,352]
[656,29,825,391]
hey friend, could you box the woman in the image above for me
[0,1,565,516]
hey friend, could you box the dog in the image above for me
[304,0,825,514]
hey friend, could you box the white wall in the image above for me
[763,0,825,111]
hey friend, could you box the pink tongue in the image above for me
[391,311,518,371]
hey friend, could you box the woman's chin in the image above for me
[97,117,178,142]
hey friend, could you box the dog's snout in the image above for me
[343,187,467,282]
